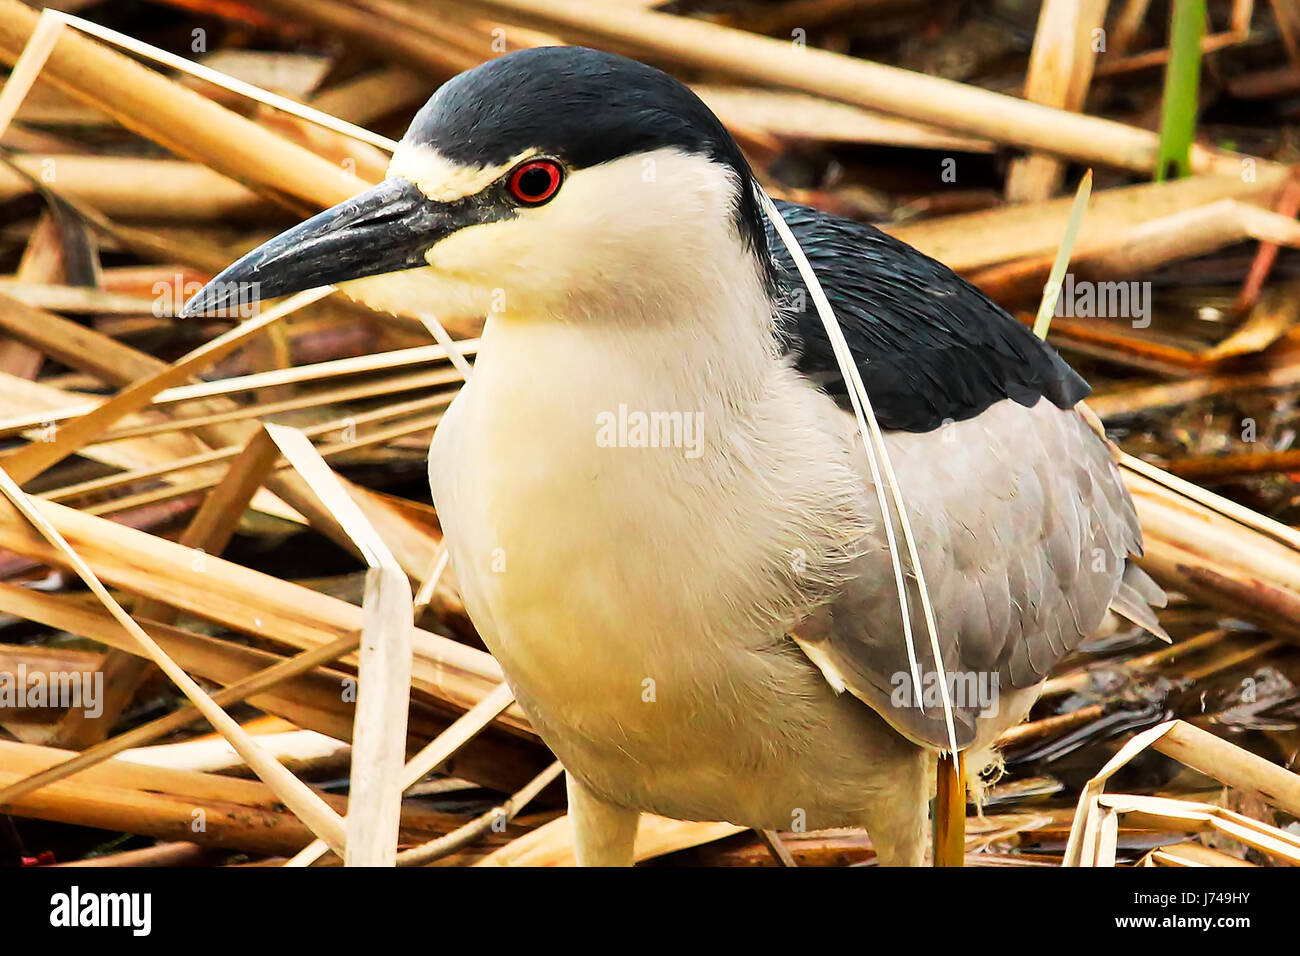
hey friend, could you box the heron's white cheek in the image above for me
[425,214,613,312]
[336,266,489,322]
[424,149,745,315]
[425,220,531,282]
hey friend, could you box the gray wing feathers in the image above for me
[791,398,1163,750]
[1112,564,1170,641]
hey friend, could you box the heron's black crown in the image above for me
[403,46,770,260]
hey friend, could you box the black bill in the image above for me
[178,177,500,317]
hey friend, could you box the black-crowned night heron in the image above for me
[183,46,1165,866]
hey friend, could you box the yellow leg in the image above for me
[933,751,966,867]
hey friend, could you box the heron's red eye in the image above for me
[507,159,563,206]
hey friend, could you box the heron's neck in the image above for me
[451,242,866,642]
[484,236,780,411]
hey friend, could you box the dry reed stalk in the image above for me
[264,424,413,866]
[0,373,239,500]
[286,681,514,866]
[0,214,62,379]
[1064,719,1300,866]
[57,13,397,154]
[1235,170,1300,313]
[691,86,995,152]
[123,728,350,775]
[307,66,430,126]
[2,288,332,483]
[97,266,228,295]
[91,385,453,444]
[258,0,484,77]
[0,464,350,854]
[393,682,515,789]
[0,642,101,675]
[1152,722,1300,815]
[1135,524,1300,621]
[0,271,312,530]
[1039,628,1231,698]
[0,291,163,386]
[1095,33,1257,77]
[1269,0,1300,69]
[0,749,332,856]
[996,704,1105,747]
[12,308,470,583]
[0,580,545,792]
[1128,444,1300,541]
[973,202,1300,318]
[0,3,61,136]
[0,493,522,727]
[1033,170,1093,339]
[1170,447,1300,480]
[1097,795,1300,866]
[0,156,267,221]
[1078,199,1300,276]
[476,810,745,867]
[351,0,559,63]
[1176,636,1286,682]
[1096,0,1254,76]
[0,634,357,807]
[0,0,372,210]
[396,760,563,866]
[83,413,441,518]
[694,808,1109,866]
[1142,842,1256,866]
[0,739,459,855]
[891,171,1288,274]
[412,545,450,617]
[0,283,156,314]
[1006,0,1108,202]
[256,109,391,184]
[0,149,235,273]
[0,341,477,436]
[51,842,212,867]
[44,392,451,503]
[1088,357,1300,418]
[0,14,72,384]
[444,0,1250,175]
[1007,638,1282,750]
[54,429,285,748]
[1110,0,1154,58]
[756,829,798,867]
